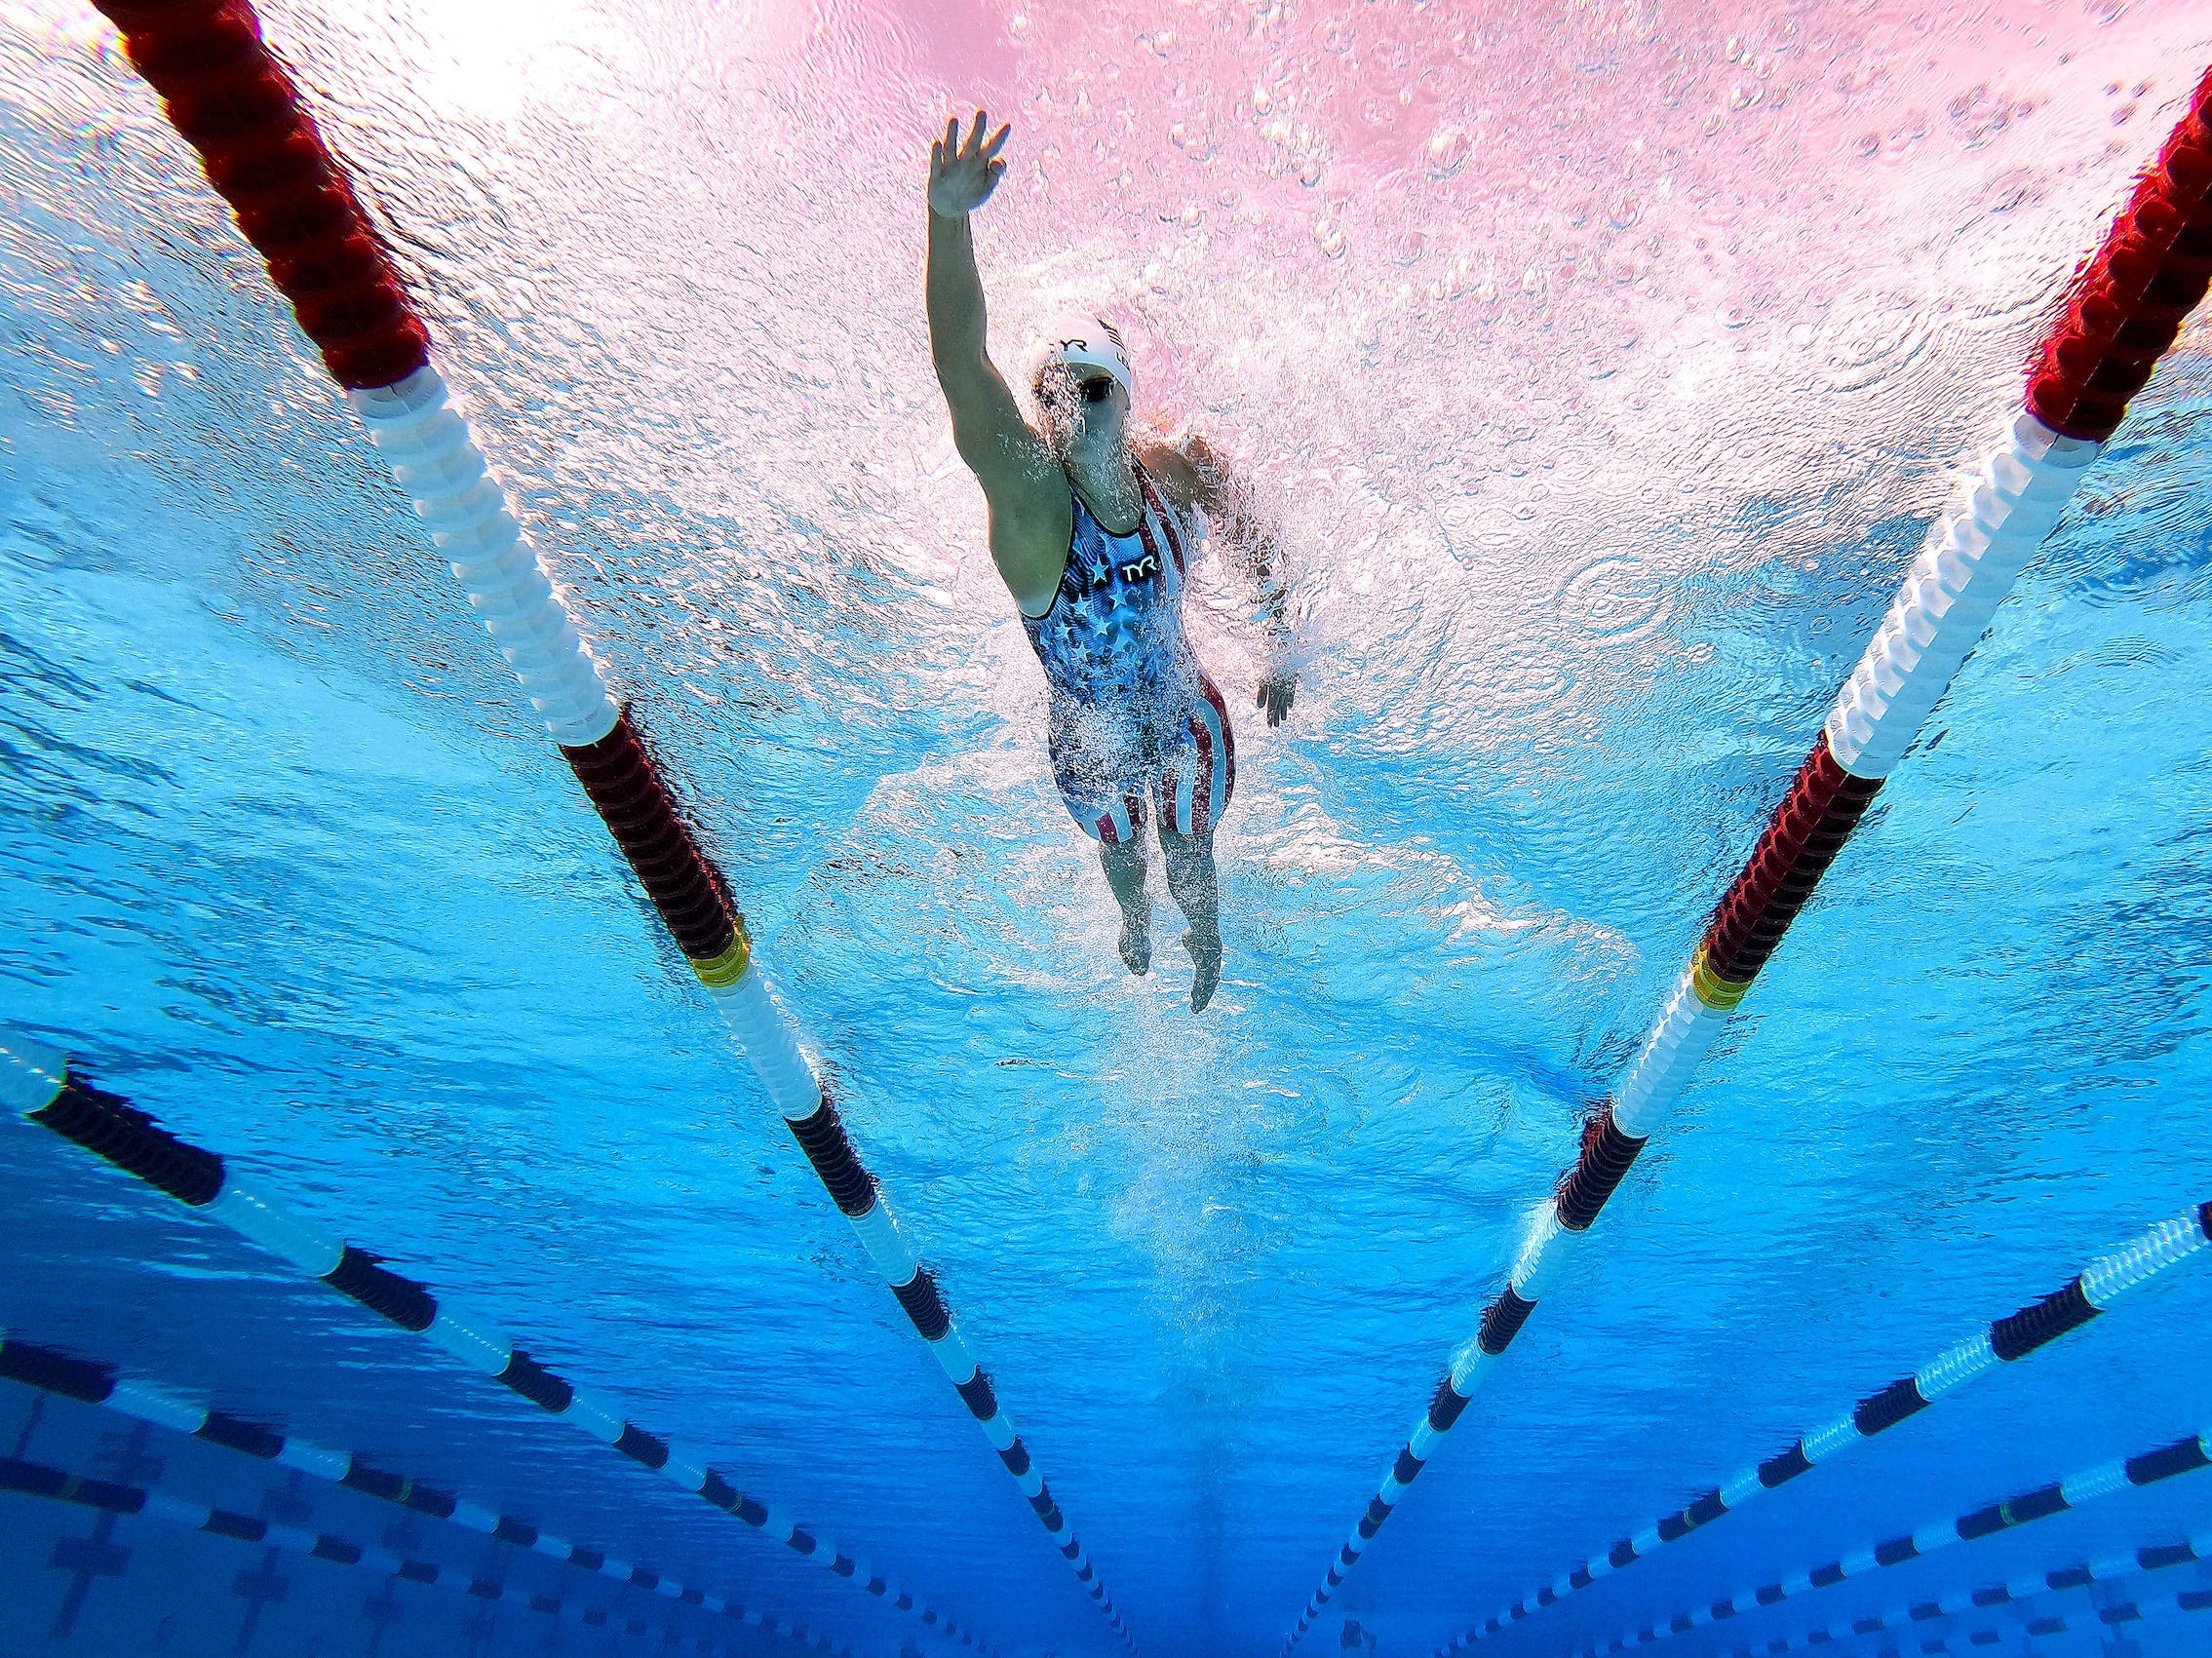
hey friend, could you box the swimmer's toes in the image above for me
[1119,920,1152,977]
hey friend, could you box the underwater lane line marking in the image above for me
[1720,1525,2212,1658]
[0,1447,853,1656]
[1431,1204,2212,1654]
[0,1031,990,1658]
[1276,63,2212,1656]
[0,1331,839,1647]
[82,5,1135,1640]
[1573,1428,2212,1656]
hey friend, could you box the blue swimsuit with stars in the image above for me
[1022,468,1235,845]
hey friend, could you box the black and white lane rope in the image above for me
[0,1447,852,1657]
[768,1063,1136,1649]
[0,1332,832,1644]
[0,1030,995,1657]
[1731,1524,2212,1658]
[1575,1425,2212,1656]
[1874,1586,2212,1657]
[1435,1203,2211,1654]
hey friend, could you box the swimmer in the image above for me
[923,109,1298,1013]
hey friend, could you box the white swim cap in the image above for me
[1030,312,1132,397]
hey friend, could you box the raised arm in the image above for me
[1145,435,1300,726]
[925,112,1070,618]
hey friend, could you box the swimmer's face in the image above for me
[1037,365,1128,452]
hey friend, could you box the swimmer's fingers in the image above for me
[931,113,1009,210]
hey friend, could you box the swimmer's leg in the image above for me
[1159,823,1222,1013]
[1099,835,1152,977]
[1057,767,1151,978]
[1158,675,1233,1012]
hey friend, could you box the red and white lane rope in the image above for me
[81,2,1132,1642]
[1434,1204,2211,1653]
[1279,65,2212,1654]
[1577,1426,2212,1655]
[0,1448,854,1657]
[1733,1526,2212,1658]
[0,1331,839,1643]
[0,1031,993,1657]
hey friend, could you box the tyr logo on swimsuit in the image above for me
[1118,553,1158,583]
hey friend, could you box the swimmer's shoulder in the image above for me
[1135,430,1219,520]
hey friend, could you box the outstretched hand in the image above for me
[1258,667,1297,727]
[929,110,1010,218]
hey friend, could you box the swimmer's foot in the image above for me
[1118,911,1152,977]
[1184,924,1222,1013]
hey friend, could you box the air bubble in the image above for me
[1425,125,1472,177]
[1170,120,1220,163]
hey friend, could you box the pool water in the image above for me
[2,1,2210,1655]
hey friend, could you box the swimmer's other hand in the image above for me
[929,109,1010,219]
[1257,667,1297,727]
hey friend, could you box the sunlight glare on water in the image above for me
[2,0,2211,1654]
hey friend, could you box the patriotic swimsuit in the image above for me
[1023,468,1235,845]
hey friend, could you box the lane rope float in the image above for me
[1577,1425,2212,1656]
[0,1330,834,1645]
[0,1449,853,1657]
[79,1,1133,1642]
[0,1030,991,1658]
[1860,1585,2212,1657]
[1276,62,2212,1654]
[1434,1203,2212,1654]
[1733,1525,2212,1658]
